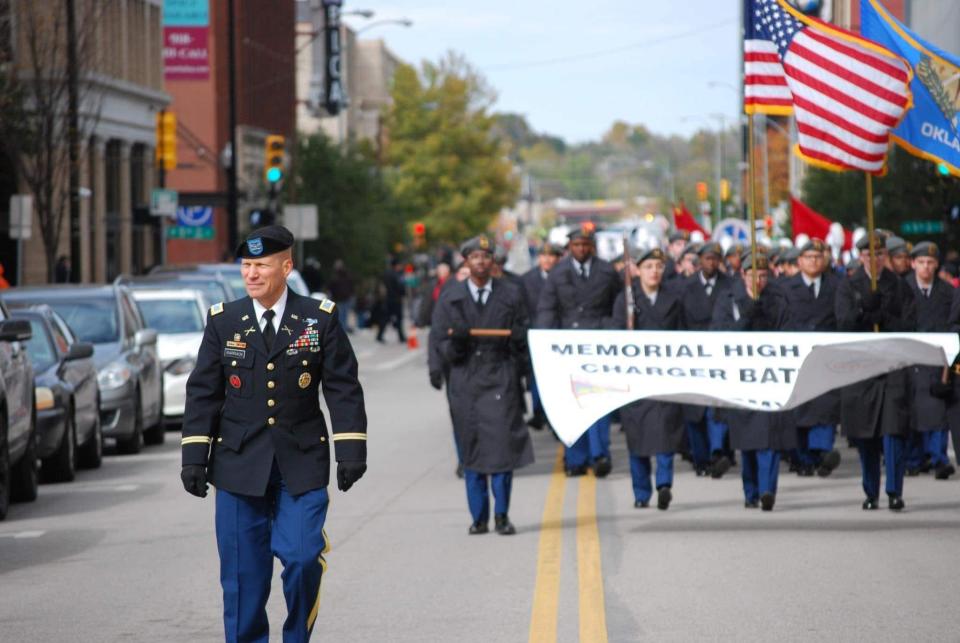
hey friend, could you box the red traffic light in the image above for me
[412,222,426,236]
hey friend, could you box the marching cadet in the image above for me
[520,243,564,430]
[886,236,913,277]
[724,243,744,276]
[836,231,917,511]
[664,230,691,280]
[711,253,790,510]
[779,248,800,279]
[180,225,368,642]
[611,247,684,510]
[537,226,621,477]
[435,235,533,535]
[905,242,956,479]
[677,242,701,278]
[780,239,842,478]
[679,241,733,477]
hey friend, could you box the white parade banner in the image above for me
[528,330,960,447]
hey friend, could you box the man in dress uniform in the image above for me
[434,234,533,535]
[520,243,564,430]
[712,253,790,510]
[536,227,621,477]
[836,232,916,511]
[905,242,956,479]
[780,239,842,478]
[611,247,684,510]
[180,225,368,642]
[679,241,733,477]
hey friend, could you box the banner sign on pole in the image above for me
[528,330,960,447]
[323,0,345,115]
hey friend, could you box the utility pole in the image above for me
[226,0,239,253]
[66,0,80,282]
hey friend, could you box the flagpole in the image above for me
[747,112,758,300]
[865,172,879,332]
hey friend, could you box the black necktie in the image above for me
[262,310,276,352]
[477,288,487,306]
[704,281,712,297]
[809,282,816,298]
[578,264,588,281]
[922,287,929,298]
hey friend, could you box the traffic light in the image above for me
[264,135,285,184]
[155,111,176,171]
[412,221,426,247]
[763,214,773,234]
[937,162,950,176]
[720,179,730,201]
[696,181,708,202]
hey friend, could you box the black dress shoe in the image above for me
[634,500,649,509]
[816,450,841,477]
[760,492,775,512]
[744,500,759,509]
[935,463,956,480]
[796,465,815,477]
[695,466,708,477]
[709,455,731,479]
[456,463,464,479]
[905,467,921,477]
[469,521,489,535]
[565,465,588,477]
[593,457,612,478]
[862,497,879,510]
[494,514,516,535]
[888,496,905,512]
[526,414,546,430]
[656,486,672,510]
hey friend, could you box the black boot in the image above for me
[469,521,489,535]
[656,486,672,511]
[494,514,516,535]
[593,456,612,478]
[760,492,775,512]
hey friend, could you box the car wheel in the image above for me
[0,410,10,521]
[11,408,39,503]
[116,393,144,455]
[42,402,76,483]
[144,388,165,446]
[77,402,103,469]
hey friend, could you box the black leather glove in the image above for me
[930,380,954,400]
[181,465,208,498]
[511,324,528,341]
[449,321,471,341]
[337,461,367,492]
[429,371,443,390]
[861,290,882,312]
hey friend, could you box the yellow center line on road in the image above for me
[528,446,566,643]
[577,472,608,643]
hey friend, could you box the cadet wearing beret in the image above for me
[520,243,564,430]
[837,230,917,511]
[679,241,734,477]
[611,247,685,509]
[181,225,368,641]
[536,225,622,477]
[905,242,956,479]
[433,234,533,534]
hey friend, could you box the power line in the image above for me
[483,19,738,72]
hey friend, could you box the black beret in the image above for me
[910,241,940,260]
[539,243,564,257]
[668,230,691,243]
[637,247,667,264]
[742,252,770,271]
[460,234,494,256]
[236,225,294,259]
[885,235,908,255]
[856,230,888,251]
[799,238,827,254]
[698,242,722,258]
[725,243,745,258]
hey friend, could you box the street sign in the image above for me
[713,218,750,242]
[8,194,32,240]
[150,188,178,217]
[283,204,319,240]
[167,225,214,240]
[900,220,944,235]
[176,205,214,227]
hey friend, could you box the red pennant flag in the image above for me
[790,196,852,250]
[673,202,708,238]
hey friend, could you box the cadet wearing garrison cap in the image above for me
[665,230,691,280]
[886,236,913,277]
[181,224,367,642]
[725,243,745,276]
[536,224,622,477]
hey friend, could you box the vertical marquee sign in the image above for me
[323,0,344,115]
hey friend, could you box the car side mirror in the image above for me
[0,319,32,343]
[66,342,94,361]
[134,328,158,348]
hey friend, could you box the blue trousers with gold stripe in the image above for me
[215,463,330,643]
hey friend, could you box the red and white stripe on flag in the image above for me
[744,39,791,114]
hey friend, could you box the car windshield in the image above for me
[176,279,229,305]
[226,276,246,296]
[22,319,57,371]
[136,299,203,334]
[48,299,120,344]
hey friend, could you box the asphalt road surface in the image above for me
[2,330,959,642]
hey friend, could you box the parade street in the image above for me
[1,331,958,643]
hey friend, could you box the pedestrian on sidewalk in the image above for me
[180,225,368,641]
[376,257,406,343]
[327,259,356,333]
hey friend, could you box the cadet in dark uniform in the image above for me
[181,225,367,642]
[886,236,913,278]
[905,242,956,479]
[520,243,564,430]
[679,241,733,477]
[836,232,916,511]
[536,227,621,477]
[780,239,842,477]
[664,231,690,281]
[611,248,684,509]
[711,253,791,510]
[434,235,533,535]
[724,243,744,276]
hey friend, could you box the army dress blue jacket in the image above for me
[181,290,367,497]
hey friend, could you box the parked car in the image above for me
[0,300,38,519]
[11,306,102,481]
[130,288,208,427]
[3,285,163,454]
[117,274,232,308]
[149,262,316,299]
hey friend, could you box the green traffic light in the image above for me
[266,167,283,183]
[937,162,950,176]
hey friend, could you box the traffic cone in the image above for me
[407,327,419,350]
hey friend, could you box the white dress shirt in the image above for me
[252,287,288,332]
[467,279,492,304]
[801,274,822,298]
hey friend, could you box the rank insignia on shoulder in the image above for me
[210,302,225,316]
[241,314,250,321]
[290,314,299,320]
[319,299,335,314]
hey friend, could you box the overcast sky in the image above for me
[353,0,742,143]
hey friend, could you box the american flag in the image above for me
[743,0,911,173]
